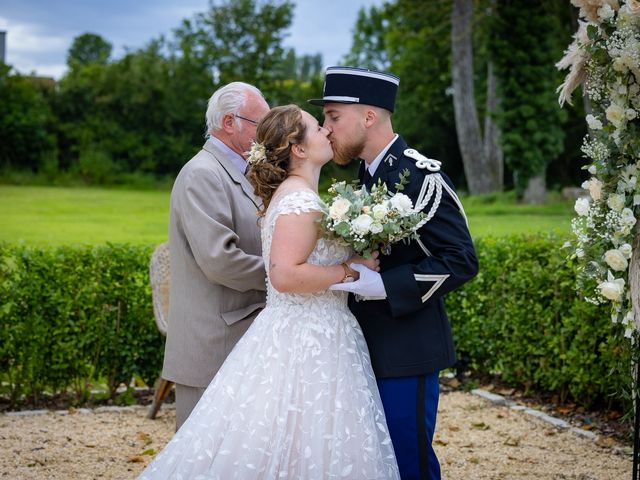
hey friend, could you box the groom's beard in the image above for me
[331,135,366,166]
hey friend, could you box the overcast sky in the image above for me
[0,0,384,79]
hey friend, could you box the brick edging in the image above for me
[470,388,598,440]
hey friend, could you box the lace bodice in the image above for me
[262,188,351,311]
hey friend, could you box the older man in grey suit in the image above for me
[163,82,270,430]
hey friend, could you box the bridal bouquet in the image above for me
[321,170,427,258]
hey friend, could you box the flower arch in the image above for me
[558,0,640,338]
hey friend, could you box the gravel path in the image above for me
[0,391,631,479]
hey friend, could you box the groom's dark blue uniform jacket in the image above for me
[349,136,478,378]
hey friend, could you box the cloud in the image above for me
[0,16,69,54]
[0,16,70,77]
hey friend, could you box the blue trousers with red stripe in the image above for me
[377,373,441,480]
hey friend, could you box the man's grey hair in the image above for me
[205,82,265,138]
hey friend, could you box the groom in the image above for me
[310,67,478,479]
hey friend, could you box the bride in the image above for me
[138,105,400,479]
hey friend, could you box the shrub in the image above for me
[0,243,162,407]
[0,236,633,412]
[447,234,633,410]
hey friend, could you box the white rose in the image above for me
[628,0,640,14]
[628,176,637,189]
[586,114,603,130]
[389,193,414,214]
[607,193,626,211]
[624,310,635,327]
[582,178,603,200]
[620,243,633,259]
[598,4,615,20]
[372,204,389,220]
[613,57,626,72]
[598,277,625,301]
[606,103,626,128]
[621,207,637,227]
[574,197,590,216]
[626,108,638,120]
[370,222,383,234]
[604,249,629,271]
[622,51,636,69]
[351,214,373,235]
[329,197,351,220]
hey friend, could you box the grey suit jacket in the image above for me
[162,139,266,387]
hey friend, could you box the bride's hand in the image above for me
[347,251,380,279]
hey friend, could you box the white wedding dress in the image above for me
[139,189,399,479]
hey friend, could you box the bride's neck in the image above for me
[287,166,320,192]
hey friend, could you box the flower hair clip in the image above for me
[247,141,267,166]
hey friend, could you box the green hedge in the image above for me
[0,243,162,406]
[447,235,633,410]
[0,237,634,411]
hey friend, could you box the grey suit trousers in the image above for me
[175,383,206,431]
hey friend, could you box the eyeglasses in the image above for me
[234,114,259,126]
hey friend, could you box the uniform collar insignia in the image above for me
[384,154,397,167]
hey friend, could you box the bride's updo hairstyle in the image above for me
[247,105,307,216]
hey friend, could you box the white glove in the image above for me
[329,263,387,300]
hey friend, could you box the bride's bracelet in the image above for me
[340,263,356,283]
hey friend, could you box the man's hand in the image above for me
[329,263,387,300]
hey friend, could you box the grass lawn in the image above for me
[0,185,573,245]
[463,193,573,238]
[0,185,170,246]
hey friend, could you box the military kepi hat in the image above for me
[308,66,400,112]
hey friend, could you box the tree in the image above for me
[451,0,502,194]
[344,2,463,187]
[0,64,56,171]
[490,0,568,203]
[344,6,390,70]
[52,0,311,180]
[177,0,295,103]
[67,33,112,68]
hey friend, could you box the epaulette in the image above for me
[404,149,441,172]
[405,148,469,232]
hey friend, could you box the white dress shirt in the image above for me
[207,136,248,174]
[366,134,399,177]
